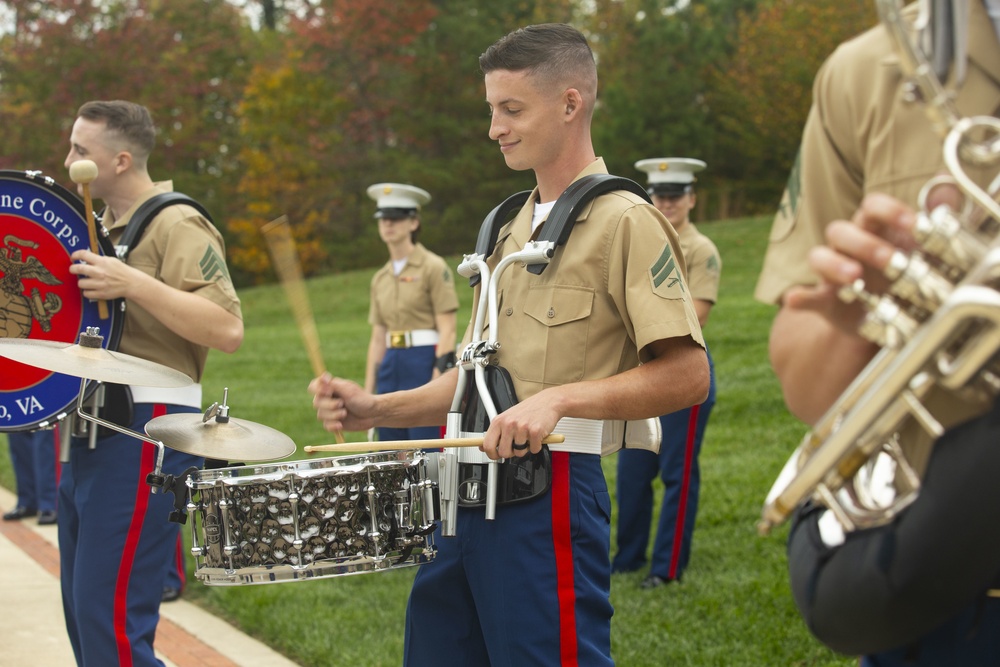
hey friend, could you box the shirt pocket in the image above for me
[511,285,594,385]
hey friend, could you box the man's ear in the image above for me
[114,150,133,175]
[564,88,584,119]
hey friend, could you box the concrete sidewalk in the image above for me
[0,485,301,667]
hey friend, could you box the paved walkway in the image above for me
[0,485,301,667]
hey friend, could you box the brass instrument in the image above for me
[759,0,1000,536]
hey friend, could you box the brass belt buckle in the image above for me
[389,331,408,348]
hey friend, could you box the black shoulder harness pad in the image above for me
[468,174,650,287]
[115,192,213,261]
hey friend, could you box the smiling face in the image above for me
[485,69,570,174]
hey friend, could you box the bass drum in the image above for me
[0,169,123,432]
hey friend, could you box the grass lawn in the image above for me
[0,214,857,666]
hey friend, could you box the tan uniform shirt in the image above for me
[104,181,242,382]
[755,0,1000,305]
[677,223,721,305]
[368,243,459,332]
[469,158,704,403]
[755,4,1000,459]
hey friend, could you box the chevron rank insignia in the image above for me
[200,246,231,282]
[649,243,686,297]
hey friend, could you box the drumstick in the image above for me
[304,433,566,453]
[260,215,345,444]
[68,159,109,320]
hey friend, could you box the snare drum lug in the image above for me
[218,497,238,559]
[188,499,205,558]
[288,487,304,551]
[365,481,381,544]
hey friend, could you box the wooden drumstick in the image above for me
[261,215,345,444]
[304,433,566,453]
[68,159,109,320]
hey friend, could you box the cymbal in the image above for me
[145,412,297,462]
[0,338,194,388]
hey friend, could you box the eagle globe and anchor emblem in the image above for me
[0,234,64,338]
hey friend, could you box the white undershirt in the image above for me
[392,258,407,276]
[531,200,556,234]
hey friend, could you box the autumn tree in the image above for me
[230,0,583,280]
[0,0,255,236]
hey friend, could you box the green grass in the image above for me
[0,215,856,666]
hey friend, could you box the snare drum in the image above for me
[187,451,438,585]
[0,170,122,431]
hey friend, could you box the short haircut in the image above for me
[479,23,597,106]
[77,100,156,161]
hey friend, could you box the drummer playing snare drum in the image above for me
[311,24,707,667]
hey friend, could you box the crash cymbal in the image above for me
[145,412,297,462]
[0,337,194,388]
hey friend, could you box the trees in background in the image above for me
[0,0,877,285]
[0,0,253,231]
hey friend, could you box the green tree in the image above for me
[706,0,877,214]
[586,0,761,219]
[0,0,255,237]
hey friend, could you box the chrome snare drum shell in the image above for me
[186,451,437,585]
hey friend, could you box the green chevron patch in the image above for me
[650,243,686,294]
[200,246,231,282]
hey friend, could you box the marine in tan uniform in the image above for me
[311,24,707,665]
[63,100,243,667]
[365,183,458,441]
[755,2,1000,664]
[614,157,721,588]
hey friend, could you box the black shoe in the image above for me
[162,587,182,603]
[2,507,37,521]
[640,575,676,590]
[37,510,58,525]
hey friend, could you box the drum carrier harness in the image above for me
[436,174,650,536]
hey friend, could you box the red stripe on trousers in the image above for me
[550,451,578,666]
[668,403,700,580]
[114,403,166,666]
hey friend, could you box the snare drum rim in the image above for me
[187,451,424,489]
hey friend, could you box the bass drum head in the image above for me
[0,169,123,432]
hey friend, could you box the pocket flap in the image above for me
[523,286,594,327]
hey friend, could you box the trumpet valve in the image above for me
[839,280,920,348]
[914,205,984,273]
[884,251,953,312]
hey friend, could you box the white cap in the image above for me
[634,158,706,196]
[366,183,431,219]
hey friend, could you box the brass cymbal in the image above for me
[145,412,297,462]
[0,338,194,388]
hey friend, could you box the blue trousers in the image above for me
[403,452,614,666]
[58,403,202,667]
[8,427,59,512]
[377,345,441,441]
[861,596,1000,666]
[163,530,187,593]
[613,349,715,580]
